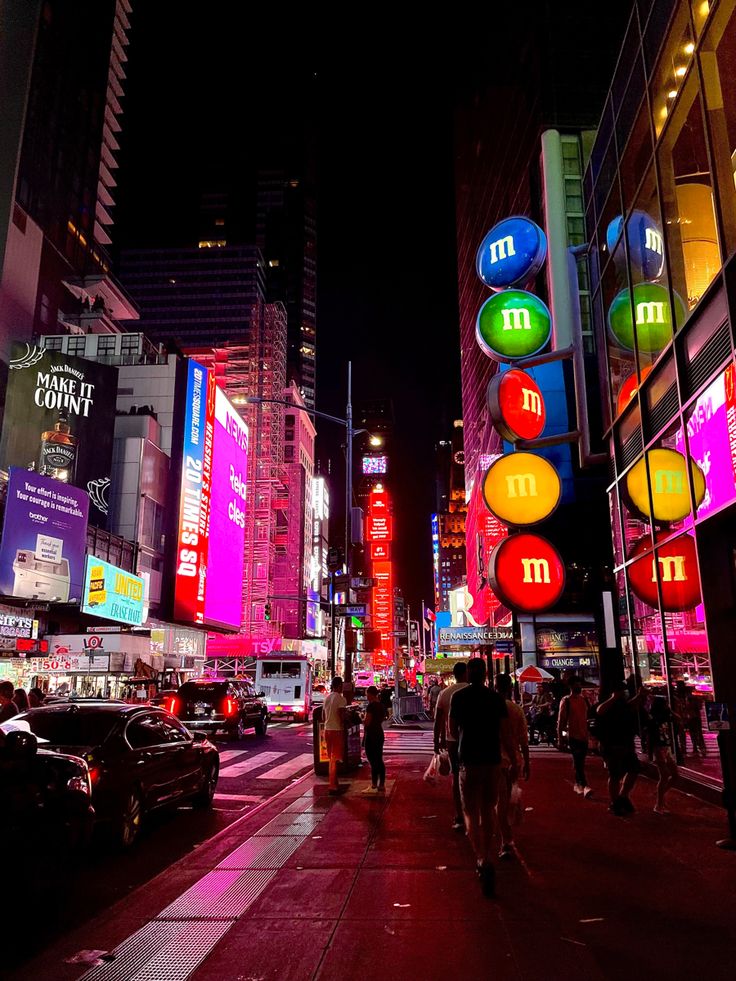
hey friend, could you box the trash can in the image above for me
[312,705,363,776]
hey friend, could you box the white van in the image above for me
[255,655,313,721]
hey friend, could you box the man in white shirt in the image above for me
[323,676,347,794]
[433,662,469,831]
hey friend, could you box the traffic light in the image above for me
[264,602,272,621]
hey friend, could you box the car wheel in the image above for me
[254,715,267,737]
[119,788,143,848]
[193,761,219,808]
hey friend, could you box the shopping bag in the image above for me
[508,782,524,827]
[438,749,451,777]
[423,753,440,784]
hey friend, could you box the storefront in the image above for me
[585,0,736,786]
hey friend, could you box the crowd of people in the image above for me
[0,682,45,722]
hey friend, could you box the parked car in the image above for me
[18,703,219,847]
[0,721,94,849]
[167,679,268,740]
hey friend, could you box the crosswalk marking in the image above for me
[256,753,314,781]
[219,751,286,778]
[383,731,434,757]
[218,750,249,766]
[213,793,263,802]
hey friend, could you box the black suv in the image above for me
[170,679,268,740]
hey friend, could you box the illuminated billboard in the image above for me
[82,557,144,625]
[173,360,248,631]
[366,515,393,541]
[0,343,118,527]
[362,455,387,474]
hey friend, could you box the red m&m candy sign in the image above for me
[487,368,546,443]
[488,533,565,613]
[628,532,700,611]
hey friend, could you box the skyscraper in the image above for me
[256,169,318,408]
[0,0,133,364]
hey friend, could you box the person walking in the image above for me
[0,681,19,723]
[428,679,442,719]
[450,658,517,897]
[363,685,387,794]
[596,680,646,816]
[645,696,679,814]
[323,677,347,795]
[494,673,530,859]
[557,678,592,797]
[433,662,469,831]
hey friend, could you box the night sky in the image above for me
[114,6,628,614]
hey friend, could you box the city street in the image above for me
[8,721,316,974]
[10,734,736,981]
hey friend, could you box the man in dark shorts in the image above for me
[363,685,387,794]
[596,680,646,816]
[450,658,517,897]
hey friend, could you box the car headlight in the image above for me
[67,773,92,795]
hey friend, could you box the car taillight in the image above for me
[165,696,180,714]
[223,696,238,717]
[88,765,101,785]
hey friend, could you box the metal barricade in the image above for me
[391,694,430,725]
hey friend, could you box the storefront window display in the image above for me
[657,75,721,315]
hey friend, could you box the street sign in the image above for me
[351,576,375,589]
[494,639,515,654]
[333,574,351,592]
[345,604,367,617]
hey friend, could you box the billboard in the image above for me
[362,455,387,474]
[173,360,248,631]
[0,468,89,603]
[0,343,118,526]
[82,556,145,625]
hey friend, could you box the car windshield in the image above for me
[260,661,302,679]
[23,710,119,747]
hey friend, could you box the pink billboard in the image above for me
[203,386,248,630]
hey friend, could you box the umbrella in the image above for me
[515,665,554,683]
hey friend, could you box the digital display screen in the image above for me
[362,455,387,474]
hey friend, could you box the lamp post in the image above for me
[246,362,380,679]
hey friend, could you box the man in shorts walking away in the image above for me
[433,662,468,831]
[450,658,517,897]
[363,685,387,794]
[596,680,646,815]
[557,677,592,797]
[323,677,347,795]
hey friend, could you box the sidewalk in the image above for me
[15,749,736,981]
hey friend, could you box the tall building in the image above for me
[585,0,736,791]
[433,421,467,613]
[256,170,318,408]
[454,2,628,666]
[0,0,133,364]
[119,245,289,641]
[273,381,316,638]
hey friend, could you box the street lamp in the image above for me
[245,362,369,678]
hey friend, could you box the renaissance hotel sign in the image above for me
[438,625,513,649]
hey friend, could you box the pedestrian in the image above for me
[595,680,646,816]
[645,696,679,814]
[323,676,347,795]
[557,677,592,798]
[450,658,517,897]
[428,678,442,719]
[28,687,45,708]
[494,673,530,859]
[13,688,30,713]
[362,685,387,794]
[0,681,19,723]
[433,662,469,832]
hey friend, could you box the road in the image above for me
[9,719,319,973]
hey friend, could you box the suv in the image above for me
[169,679,268,740]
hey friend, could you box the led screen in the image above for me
[362,455,387,474]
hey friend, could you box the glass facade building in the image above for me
[586,0,736,786]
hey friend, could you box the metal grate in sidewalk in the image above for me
[253,811,324,836]
[78,920,232,981]
[156,867,276,920]
[283,796,333,814]
[216,835,303,870]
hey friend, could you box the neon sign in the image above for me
[481,452,561,526]
[628,532,700,611]
[608,283,686,353]
[476,290,552,362]
[476,217,547,290]
[488,533,565,613]
[624,448,705,523]
[487,368,546,442]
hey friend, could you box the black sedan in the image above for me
[19,703,219,847]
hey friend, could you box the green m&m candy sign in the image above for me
[475,289,552,363]
[608,282,687,353]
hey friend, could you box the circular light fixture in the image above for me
[624,448,706,523]
[488,533,565,613]
[482,453,561,526]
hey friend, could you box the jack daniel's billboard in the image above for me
[0,343,118,526]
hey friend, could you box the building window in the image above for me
[120,334,140,355]
[97,336,116,356]
[43,336,64,351]
[67,336,87,356]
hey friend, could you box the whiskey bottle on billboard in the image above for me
[38,413,78,483]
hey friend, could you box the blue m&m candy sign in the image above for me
[476,217,547,291]
[606,210,666,282]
